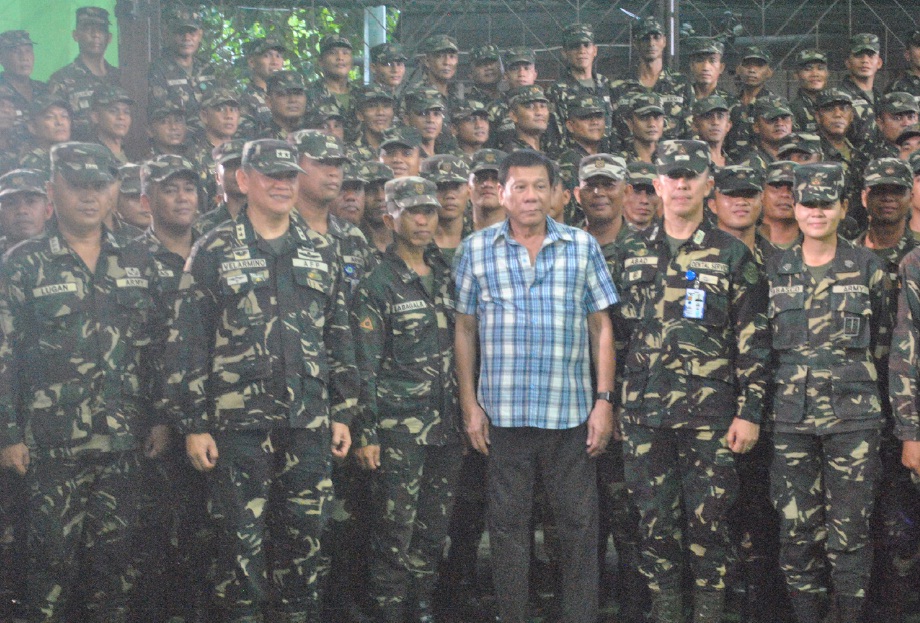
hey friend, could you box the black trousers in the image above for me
[487,423,598,623]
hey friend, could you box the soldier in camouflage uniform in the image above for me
[401,87,448,159]
[488,47,538,149]
[0,143,169,623]
[546,24,612,153]
[766,162,889,623]
[610,140,770,623]
[554,95,617,163]
[686,38,735,105]
[379,126,424,178]
[758,161,801,249]
[420,154,469,262]
[467,45,502,105]
[194,139,247,235]
[114,163,150,231]
[0,30,47,142]
[188,87,243,201]
[726,46,775,156]
[624,161,660,231]
[729,97,794,168]
[259,70,307,140]
[851,158,920,623]
[351,176,462,623]
[617,92,665,164]
[895,123,920,161]
[348,85,397,161]
[692,95,733,168]
[790,49,829,134]
[369,43,408,99]
[331,159,367,227]
[776,133,823,165]
[164,140,360,623]
[0,168,51,254]
[610,17,693,142]
[87,84,133,164]
[18,94,72,174]
[47,7,120,142]
[239,37,286,138]
[813,88,863,230]
[497,85,551,154]
[838,34,884,150]
[450,99,490,157]
[360,161,396,253]
[409,35,464,123]
[865,92,919,161]
[887,30,920,97]
[306,35,358,123]
[147,7,217,130]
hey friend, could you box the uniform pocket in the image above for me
[831,290,871,349]
[830,362,881,420]
[768,286,806,350]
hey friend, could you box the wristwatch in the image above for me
[596,391,614,403]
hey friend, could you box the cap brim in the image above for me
[581,170,623,182]
[431,174,468,184]
[658,163,706,176]
[394,195,440,209]
[695,106,729,115]
[795,190,838,203]
[866,177,912,188]
[150,168,198,184]
[380,139,417,150]
[253,163,306,176]
[851,46,878,54]
[59,168,116,185]
[718,182,763,193]
[572,107,604,117]
[0,186,45,198]
[471,164,500,173]
[634,106,665,116]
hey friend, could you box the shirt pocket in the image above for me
[830,362,881,420]
[33,293,85,383]
[114,287,152,346]
[693,273,730,328]
[293,265,332,330]
[768,287,806,351]
[831,289,872,350]
[771,364,806,423]
[620,263,659,320]
[214,274,272,385]
[390,305,435,366]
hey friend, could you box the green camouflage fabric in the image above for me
[26,450,142,622]
[793,161,844,203]
[326,213,378,301]
[838,75,882,151]
[889,245,920,441]
[546,67,613,153]
[17,144,51,174]
[765,238,889,436]
[656,138,710,175]
[147,56,218,128]
[777,132,823,160]
[351,243,458,447]
[610,68,694,141]
[47,58,121,141]
[790,89,820,133]
[610,216,770,430]
[0,221,166,454]
[726,87,774,156]
[239,81,271,137]
[887,72,920,98]
[193,202,233,236]
[0,72,48,140]
[164,205,359,435]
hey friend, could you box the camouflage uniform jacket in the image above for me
[610,217,770,429]
[193,203,233,237]
[351,243,459,447]
[790,89,819,133]
[726,87,774,154]
[47,57,121,140]
[766,237,890,435]
[0,222,166,455]
[886,72,920,97]
[147,56,218,124]
[497,133,547,154]
[239,81,270,137]
[610,68,694,141]
[345,132,379,162]
[166,206,360,435]
[324,213,379,302]
[888,245,920,440]
[486,97,515,149]
[838,76,882,149]
[547,68,613,150]
[17,143,50,174]
[0,73,47,139]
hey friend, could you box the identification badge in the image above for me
[683,288,706,319]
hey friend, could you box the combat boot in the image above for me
[649,588,683,623]
[691,590,723,623]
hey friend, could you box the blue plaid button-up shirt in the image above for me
[454,216,619,429]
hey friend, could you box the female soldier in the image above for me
[765,162,890,623]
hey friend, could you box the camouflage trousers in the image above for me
[209,428,332,621]
[622,424,739,594]
[597,441,642,552]
[369,433,463,611]
[25,449,141,623]
[1,469,28,614]
[771,429,881,599]
[131,438,214,622]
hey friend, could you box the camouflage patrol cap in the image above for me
[685,37,724,57]
[740,46,772,64]
[569,96,605,118]
[164,6,202,32]
[200,86,240,109]
[385,176,440,211]
[379,126,423,150]
[76,7,110,28]
[692,95,730,116]
[579,154,627,183]
[90,84,135,109]
[815,88,853,109]
[303,102,344,127]
[420,34,459,55]
[319,34,352,55]
[402,87,445,114]
[656,140,711,176]
[777,133,823,158]
[878,91,919,115]
[715,164,764,193]
[628,92,665,116]
[896,124,920,146]
[562,24,594,47]
[633,17,664,39]
[470,148,508,173]
[753,97,793,120]
[451,99,489,121]
[793,162,844,203]
[850,33,880,55]
[627,161,657,187]
[863,157,913,189]
[506,85,548,107]
[241,139,305,175]
[31,93,71,116]
[266,70,307,94]
[0,169,47,199]
[147,97,185,121]
[370,42,407,64]
[50,142,118,184]
[910,150,920,175]
[117,163,142,195]
[470,44,501,64]
[355,85,396,108]
[0,31,34,49]
[212,138,247,166]
[342,160,367,184]
[795,49,828,67]
[142,154,198,185]
[359,161,395,184]
[504,47,536,66]
[288,129,349,163]
[766,161,797,185]
[421,154,470,184]
[244,37,287,57]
